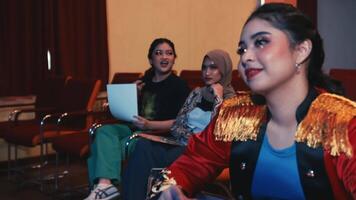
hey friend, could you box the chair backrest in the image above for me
[34,76,71,119]
[179,70,204,90]
[180,69,250,92]
[57,78,102,128]
[57,78,100,112]
[111,72,142,84]
[231,70,249,92]
[329,68,356,101]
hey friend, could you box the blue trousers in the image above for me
[122,138,185,200]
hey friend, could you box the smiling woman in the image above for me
[84,38,190,200]
[237,17,308,96]
[148,43,176,83]
[146,3,356,200]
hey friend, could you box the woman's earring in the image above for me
[295,63,301,70]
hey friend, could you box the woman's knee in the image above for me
[96,124,132,138]
[135,139,154,151]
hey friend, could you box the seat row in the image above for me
[53,68,355,198]
[0,67,353,197]
[0,76,102,191]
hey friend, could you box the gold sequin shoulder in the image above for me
[296,93,356,157]
[213,92,266,142]
[214,92,356,157]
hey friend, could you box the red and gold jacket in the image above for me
[149,90,356,199]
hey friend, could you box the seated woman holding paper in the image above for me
[84,38,190,200]
[121,49,236,200]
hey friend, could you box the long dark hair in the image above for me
[142,38,177,81]
[246,3,344,95]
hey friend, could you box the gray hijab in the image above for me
[201,49,236,102]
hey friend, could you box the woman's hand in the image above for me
[210,83,223,99]
[135,80,145,93]
[132,115,150,130]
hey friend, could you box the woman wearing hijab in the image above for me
[122,49,236,200]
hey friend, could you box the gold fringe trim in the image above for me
[296,93,356,157]
[214,92,355,157]
[214,92,266,142]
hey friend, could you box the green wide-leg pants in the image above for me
[87,124,138,186]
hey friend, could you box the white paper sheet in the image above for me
[107,84,138,122]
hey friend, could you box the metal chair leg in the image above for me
[7,143,12,179]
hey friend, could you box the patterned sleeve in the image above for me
[211,93,224,119]
[170,88,201,141]
[171,87,227,143]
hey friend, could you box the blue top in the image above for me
[187,107,212,133]
[251,134,305,200]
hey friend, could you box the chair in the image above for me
[180,69,250,92]
[0,76,69,139]
[111,72,142,84]
[232,70,249,92]
[49,73,142,193]
[50,72,142,162]
[1,78,101,191]
[49,129,91,196]
[0,76,69,185]
[201,168,233,199]
[179,70,204,90]
[0,76,70,179]
[329,68,356,101]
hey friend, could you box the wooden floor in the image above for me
[0,156,89,200]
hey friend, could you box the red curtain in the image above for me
[50,0,109,83]
[0,0,48,96]
[0,0,109,97]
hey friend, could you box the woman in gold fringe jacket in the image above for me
[147,3,356,200]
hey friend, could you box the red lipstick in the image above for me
[245,68,262,80]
